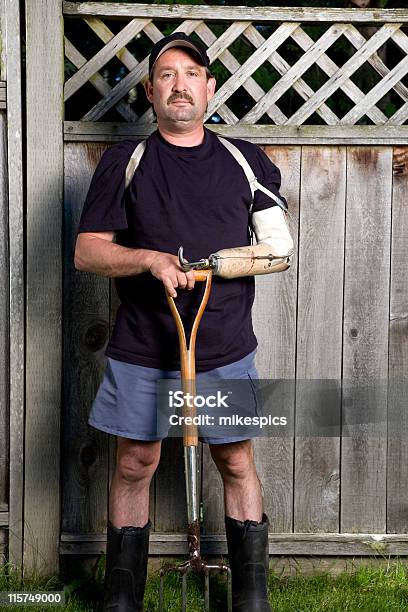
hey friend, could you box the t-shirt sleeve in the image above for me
[251,145,288,214]
[77,142,134,234]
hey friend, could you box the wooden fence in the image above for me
[0,1,408,577]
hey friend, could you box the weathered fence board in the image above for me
[154,439,188,532]
[202,445,224,533]
[0,113,8,509]
[0,0,8,533]
[0,83,6,110]
[63,144,111,535]
[59,531,408,557]
[387,148,408,534]
[24,0,63,574]
[294,146,345,534]
[341,147,392,533]
[252,146,300,534]
[0,510,8,528]
[0,2,5,82]
[63,3,408,23]
[4,0,24,571]
[63,123,408,146]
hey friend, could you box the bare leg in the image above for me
[109,437,162,528]
[209,439,263,522]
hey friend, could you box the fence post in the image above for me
[3,0,24,574]
[24,0,64,575]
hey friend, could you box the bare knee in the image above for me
[210,440,255,481]
[115,438,161,484]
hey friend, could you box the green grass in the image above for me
[0,562,94,611]
[269,564,408,612]
[0,558,408,611]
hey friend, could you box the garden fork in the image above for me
[160,267,232,612]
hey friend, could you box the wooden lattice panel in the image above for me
[63,5,408,126]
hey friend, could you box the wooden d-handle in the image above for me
[166,270,212,446]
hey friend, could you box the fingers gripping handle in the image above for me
[190,270,212,282]
[166,270,212,447]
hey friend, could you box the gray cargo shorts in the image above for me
[88,349,260,444]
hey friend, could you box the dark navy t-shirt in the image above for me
[77,127,286,371]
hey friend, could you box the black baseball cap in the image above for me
[148,32,210,77]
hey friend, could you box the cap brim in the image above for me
[151,40,205,73]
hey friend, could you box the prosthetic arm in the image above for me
[180,206,294,279]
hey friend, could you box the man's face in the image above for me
[145,48,216,128]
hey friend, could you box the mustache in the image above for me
[167,92,194,105]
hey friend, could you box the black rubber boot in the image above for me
[103,520,151,611]
[225,513,272,612]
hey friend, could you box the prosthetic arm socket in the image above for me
[211,207,294,279]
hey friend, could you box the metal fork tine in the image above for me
[159,563,233,612]
[204,571,210,612]
[181,572,187,612]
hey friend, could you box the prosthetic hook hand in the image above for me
[179,206,294,279]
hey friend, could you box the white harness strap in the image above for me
[124,136,288,216]
[217,136,288,214]
[125,140,146,190]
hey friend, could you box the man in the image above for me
[75,33,293,612]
